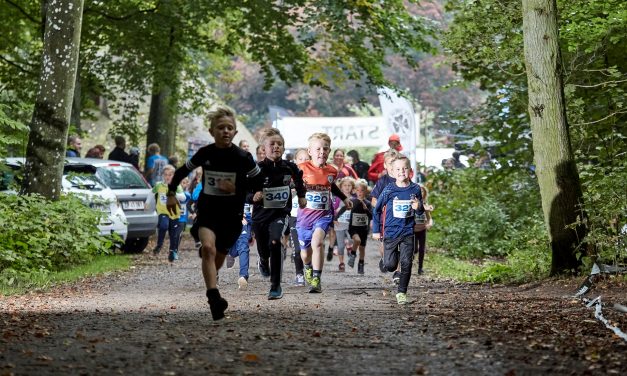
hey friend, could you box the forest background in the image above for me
[0,0,624,287]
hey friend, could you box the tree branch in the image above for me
[4,0,40,24]
[83,5,159,21]
[573,110,627,126]
[0,54,37,76]
[573,79,627,89]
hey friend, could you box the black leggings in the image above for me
[253,216,289,288]
[414,230,426,270]
[383,235,415,294]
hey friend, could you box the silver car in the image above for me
[66,158,158,253]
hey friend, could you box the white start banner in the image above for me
[273,116,388,148]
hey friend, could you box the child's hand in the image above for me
[298,197,307,208]
[242,217,248,225]
[217,178,236,194]
[424,204,434,211]
[372,233,381,241]
[252,191,263,202]
[343,198,353,209]
[411,198,420,210]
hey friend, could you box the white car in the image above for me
[1,158,128,242]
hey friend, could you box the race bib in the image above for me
[263,186,290,208]
[203,171,237,196]
[351,213,369,227]
[415,212,427,224]
[159,193,168,204]
[338,210,351,223]
[243,203,252,216]
[290,190,299,216]
[305,191,330,210]
[392,199,412,219]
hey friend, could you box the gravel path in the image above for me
[1,236,625,375]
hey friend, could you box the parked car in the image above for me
[1,158,128,242]
[65,158,158,253]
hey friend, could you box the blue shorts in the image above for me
[296,215,333,249]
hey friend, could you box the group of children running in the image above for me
[162,106,433,320]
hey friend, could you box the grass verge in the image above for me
[0,254,133,296]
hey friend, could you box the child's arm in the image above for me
[290,162,308,208]
[371,190,387,240]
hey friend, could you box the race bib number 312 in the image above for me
[203,171,237,196]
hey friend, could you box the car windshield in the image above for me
[97,166,149,189]
[64,173,107,190]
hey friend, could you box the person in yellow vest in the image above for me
[152,165,185,262]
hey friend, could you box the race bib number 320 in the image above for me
[203,171,237,196]
[305,191,330,210]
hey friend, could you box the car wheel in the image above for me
[123,237,149,253]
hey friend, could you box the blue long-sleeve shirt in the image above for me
[372,182,423,240]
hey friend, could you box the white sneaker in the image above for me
[238,276,248,290]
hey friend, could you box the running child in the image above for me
[336,179,372,274]
[413,185,434,275]
[289,148,310,286]
[152,164,185,262]
[297,133,352,293]
[372,155,424,305]
[166,106,263,320]
[332,177,356,272]
[370,149,399,259]
[249,128,307,300]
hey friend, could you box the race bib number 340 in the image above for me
[203,171,237,196]
[305,191,330,210]
[263,186,290,208]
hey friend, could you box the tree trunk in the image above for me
[146,79,177,162]
[70,60,82,132]
[21,0,84,200]
[522,0,586,274]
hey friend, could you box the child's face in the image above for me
[163,170,174,184]
[384,157,396,173]
[308,139,331,167]
[264,135,285,161]
[339,181,353,195]
[392,160,411,182]
[295,151,310,164]
[181,178,189,189]
[356,185,367,199]
[209,116,238,147]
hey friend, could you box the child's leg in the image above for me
[336,229,347,265]
[268,217,288,289]
[382,238,401,272]
[199,227,220,289]
[415,230,426,272]
[397,235,415,294]
[290,223,304,276]
[311,227,327,272]
[326,227,336,261]
[156,214,169,250]
[237,224,251,278]
[167,217,180,251]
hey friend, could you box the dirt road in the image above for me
[1,237,625,375]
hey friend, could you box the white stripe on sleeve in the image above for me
[185,160,196,170]
[247,164,261,177]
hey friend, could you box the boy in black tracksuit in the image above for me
[249,128,307,299]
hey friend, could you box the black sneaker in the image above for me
[326,248,333,262]
[378,258,386,273]
[152,246,161,255]
[206,289,228,321]
[347,253,356,268]
[417,268,424,275]
[357,261,364,275]
[392,271,400,285]
[258,258,270,278]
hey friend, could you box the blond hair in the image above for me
[337,176,356,190]
[147,143,161,155]
[258,127,285,145]
[295,148,309,162]
[383,149,399,162]
[355,178,369,192]
[393,155,411,168]
[308,132,331,145]
[207,106,236,130]
[163,164,176,174]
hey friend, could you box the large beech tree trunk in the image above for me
[522,0,586,274]
[21,0,84,200]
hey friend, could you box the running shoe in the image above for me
[238,276,248,290]
[226,255,236,269]
[357,261,365,275]
[268,286,283,300]
[304,267,313,285]
[152,246,161,255]
[168,250,175,262]
[378,258,386,273]
[338,263,345,272]
[206,290,228,320]
[173,250,179,261]
[294,274,305,286]
[309,276,321,293]
[417,268,424,275]
[347,253,356,268]
[257,258,270,278]
[393,271,400,285]
[396,292,407,305]
[326,248,333,262]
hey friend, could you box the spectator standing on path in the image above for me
[288,148,310,286]
[108,136,135,165]
[249,128,307,300]
[347,150,370,181]
[297,133,352,293]
[372,156,424,305]
[153,165,184,262]
[332,149,359,180]
[145,143,169,186]
[368,134,403,183]
[66,135,82,157]
[166,106,263,321]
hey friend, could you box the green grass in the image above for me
[423,251,485,282]
[0,254,133,296]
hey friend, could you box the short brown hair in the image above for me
[258,128,285,145]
